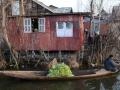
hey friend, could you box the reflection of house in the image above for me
[7,0,90,51]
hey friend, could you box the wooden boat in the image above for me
[0,69,118,80]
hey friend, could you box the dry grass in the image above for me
[0,59,7,69]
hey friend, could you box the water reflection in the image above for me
[0,74,120,90]
[85,76,117,90]
[0,78,85,90]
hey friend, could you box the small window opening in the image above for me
[32,18,38,32]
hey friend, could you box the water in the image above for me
[0,74,120,90]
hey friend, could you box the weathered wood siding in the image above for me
[6,0,53,17]
[7,15,84,51]
[24,0,53,16]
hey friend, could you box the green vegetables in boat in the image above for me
[48,63,74,77]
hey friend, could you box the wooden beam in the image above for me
[21,0,25,15]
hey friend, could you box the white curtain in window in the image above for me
[56,22,73,37]
[65,22,73,37]
[56,22,65,37]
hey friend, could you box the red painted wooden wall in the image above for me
[7,15,84,51]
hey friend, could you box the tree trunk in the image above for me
[2,2,19,69]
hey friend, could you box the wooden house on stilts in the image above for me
[6,0,90,60]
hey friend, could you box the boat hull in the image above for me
[0,69,117,80]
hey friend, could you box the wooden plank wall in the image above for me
[7,15,84,51]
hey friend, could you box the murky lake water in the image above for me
[0,74,120,90]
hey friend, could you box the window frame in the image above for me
[24,18,32,33]
[38,18,45,32]
[56,21,73,37]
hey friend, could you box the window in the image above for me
[0,0,2,5]
[58,22,64,29]
[12,0,20,16]
[32,18,38,32]
[66,22,72,29]
[24,18,45,33]
[24,18,32,33]
[56,21,73,37]
[94,23,99,34]
[38,18,45,32]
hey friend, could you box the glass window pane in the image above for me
[28,27,31,31]
[41,26,44,32]
[66,22,73,29]
[39,19,44,25]
[39,26,44,32]
[25,19,27,25]
[58,22,64,29]
[39,26,42,32]
[28,19,30,25]
[25,26,27,31]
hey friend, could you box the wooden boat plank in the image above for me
[0,69,117,80]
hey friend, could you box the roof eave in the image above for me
[32,0,55,13]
